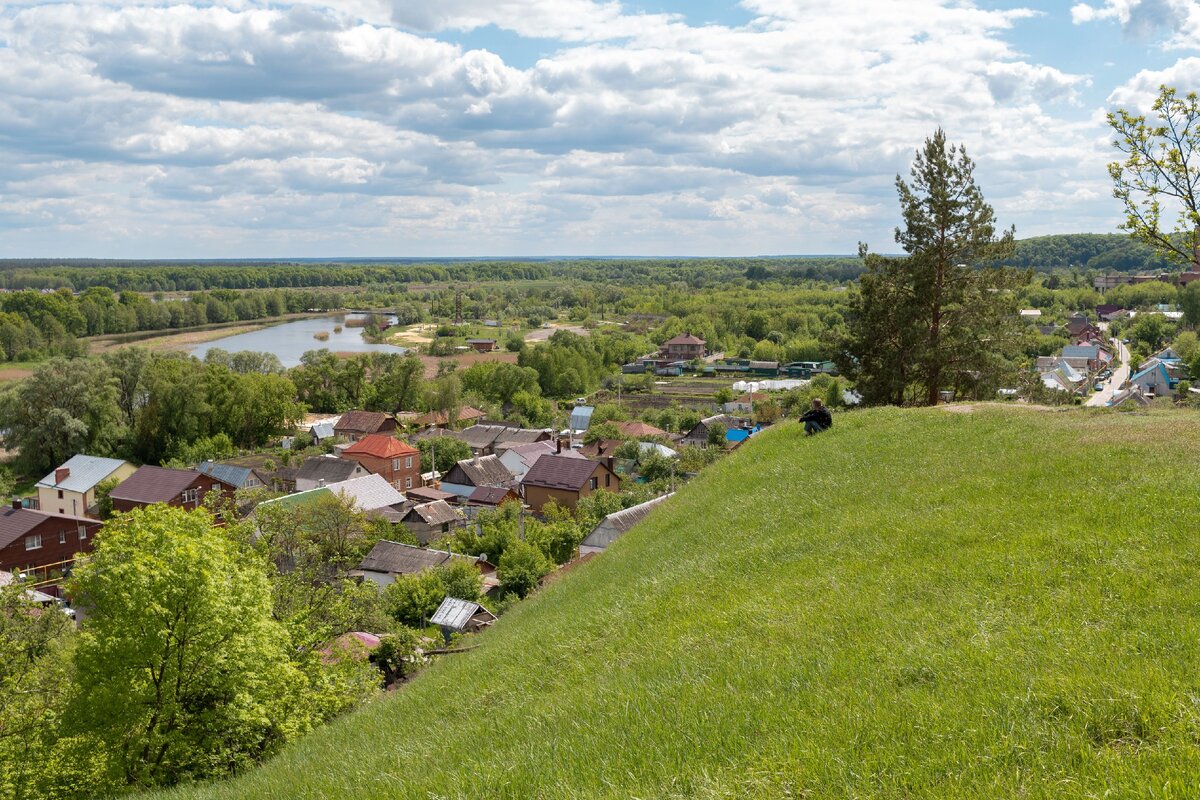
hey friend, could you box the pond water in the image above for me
[189,314,406,368]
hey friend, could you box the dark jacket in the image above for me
[800,407,832,427]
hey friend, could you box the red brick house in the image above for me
[339,434,422,492]
[658,333,706,361]
[0,501,102,581]
[109,466,238,514]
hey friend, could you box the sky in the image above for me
[1,0,1199,258]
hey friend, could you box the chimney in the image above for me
[55,467,70,484]
[605,457,614,473]
[556,438,562,454]
[11,498,21,511]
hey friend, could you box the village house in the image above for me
[580,493,672,556]
[339,434,421,491]
[466,338,498,353]
[409,406,487,429]
[118,468,236,514]
[1065,313,1101,340]
[681,414,752,448]
[1061,344,1112,372]
[521,454,620,513]
[389,500,465,544]
[580,439,622,459]
[354,540,498,592]
[723,391,767,415]
[441,455,517,500]
[456,424,553,457]
[466,486,521,511]
[0,501,103,581]
[196,461,271,490]
[35,454,137,518]
[294,456,368,491]
[334,410,397,442]
[405,485,457,505]
[659,332,706,361]
[1130,360,1184,398]
[108,466,238,514]
[613,420,669,439]
[498,440,583,481]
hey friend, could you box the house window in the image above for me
[57,490,64,499]
[405,456,413,469]
[605,473,611,487]
[78,525,87,541]
[405,477,413,489]
[589,477,598,490]
[59,530,66,544]
[25,534,42,550]
[181,488,198,504]
[392,458,401,471]
[441,522,450,533]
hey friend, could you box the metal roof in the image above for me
[326,474,407,511]
[358,540,478,575]
[310,421,336,440]
[295,457,362,485]
[569,406,595,430]
[342,434,418,459]
[581,493,672,551]
[0,508,97,550]
[197,461,254,488]
[110,466,220,504]
[430,597,488,631]
[522,454,606,492]
[36,454,130,493]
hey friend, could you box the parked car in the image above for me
[1094,382,1104,392]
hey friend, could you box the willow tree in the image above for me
[843,130,1024,405]
[1109,85,1200,268]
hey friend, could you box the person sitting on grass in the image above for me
[799,397,832,436]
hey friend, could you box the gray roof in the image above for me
[430,597,494,631]
[326,474,406,511]
[581,493,673,551]
[36,454,129,493]
[310,421,336,440]
[357,540,478,575]
[197,461,254,488]
[1062,345,1100,359]
[407,500,463,526]
[295,457,361,485]
[458,424,511,451]
[445,455,514,488]
[110,466,220,504]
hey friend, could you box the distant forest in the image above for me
[0,234,1178,293]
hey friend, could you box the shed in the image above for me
[430,596,497,634]
[569,406,595,432]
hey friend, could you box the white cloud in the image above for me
[0,0,1120,256]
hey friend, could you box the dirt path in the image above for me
[524,324,589,342]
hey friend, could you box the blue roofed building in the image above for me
[197,461,269,490]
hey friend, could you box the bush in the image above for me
[498,541,552,598]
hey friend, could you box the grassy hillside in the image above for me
[164,407,1200,799]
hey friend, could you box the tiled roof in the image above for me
[335,410,392,434]
[36,455,129,493]
[110,466,216,504]
[663,333,705,345]
[342,434,418,459]
[522,454,604,492]
[614,421,668,439]
[0,508,97,550]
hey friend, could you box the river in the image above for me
[189,313,406,367]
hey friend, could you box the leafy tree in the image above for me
[438,559,483,603]
[1108,85,1200,267]
[374,628,422,684]
[1181,282,1200,328]
[584,421,621,445]
[0,358,122,475]
[369,354,425,412]
[713,387,735,405]
[416,436,473,475]
[497,540,552,598]
[424,373,463,427]
[67,505,305,789]
[706,423,727,447]
[845,129,1024,405]
[385,570,446,628]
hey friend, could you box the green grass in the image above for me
[163,406,1200,799]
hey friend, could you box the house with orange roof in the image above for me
[339,434,422,491]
